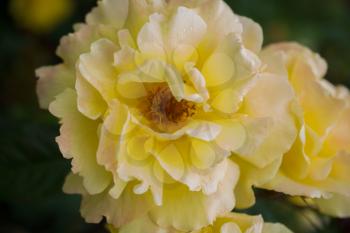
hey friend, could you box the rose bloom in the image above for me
[37,0,296,231]
[108,213,292,233]
[260,42,350,217]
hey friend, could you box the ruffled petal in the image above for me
[149,160,239,231]
[86,0,129,28]
[36,64,74,109]
[79,39,119,102]
[49,89,112,194]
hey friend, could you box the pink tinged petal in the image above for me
[86,0,129,28]
[76,69,106,120]
[168,7,207,49]
[79,39,119,102]
[36,64,74,109]
[96,127,118,171]
[81,185,153,228]
[49,89,111,194]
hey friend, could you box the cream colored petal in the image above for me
[118,29,136,48]
[215,120,246,152]
[212,33,261,82]
[96,127,118,172]
[185,64,209,101]
[195,0,242,58]
[86,0,129,28]
[190,138,216,170]
[173,45,199,73]
[238,16,263,54]
[149,160,239,231]
[293,71,345,136]
[79,39,119,102]
[148,136,230,194]
[104,99,129,136]
[124,0,161,37]
[202,52,235,87]
[328,152,350,191]
[220,223,241,233]
[238,73,297,168]
[114,46,137,73]
[118,215,169,233]
[262,172,329,198]
[262,223,293,233]
[137,13,166,59]
[315,194,350,218]
[36,64,74,109]
[57,24,118,67]
[76,68,106,119]
[234,117,274,165]
[280,127,310,180]
[115,122,164,205]
[220,213,263,233]
[322,107,350,155]
[308,157,333,181]
[261,42,327,80]
[210,77,257,114]
[49,89,111,194]
[150,142,185,182]
[168,6,207,49]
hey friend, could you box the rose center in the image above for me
[140,85,197,132]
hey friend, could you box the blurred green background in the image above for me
[0,0,349,232]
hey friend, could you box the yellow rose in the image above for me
[37,0,297,231]
[108,213,292,233]
[10,0,73,33]
[260,42,350,217]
